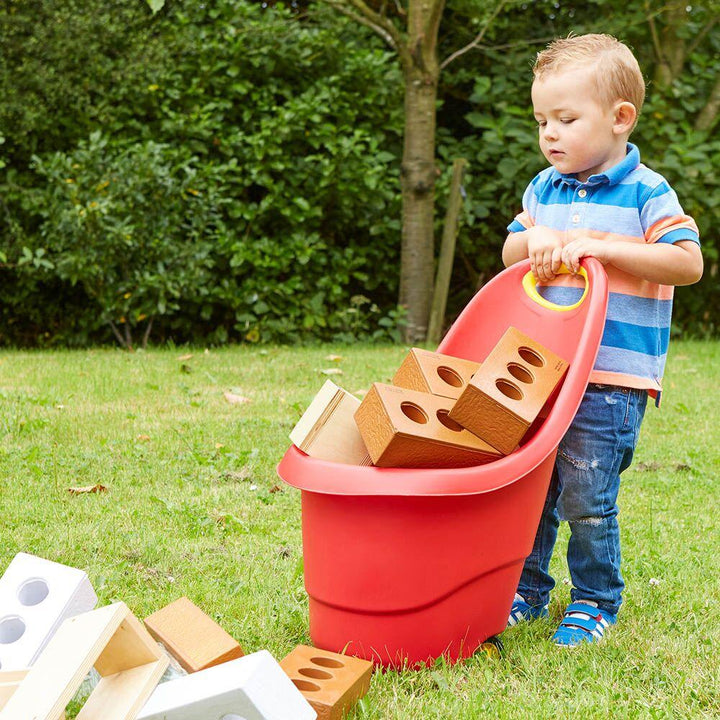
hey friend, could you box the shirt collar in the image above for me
[550,143,640,188]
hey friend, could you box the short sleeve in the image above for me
[506,176,540,233]
[640,180,700,245]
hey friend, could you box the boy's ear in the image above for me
[613,101,637,134]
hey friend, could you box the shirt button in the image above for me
[572,214,580,223]
[578,189,587,198]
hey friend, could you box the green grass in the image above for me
[0,342,717,718]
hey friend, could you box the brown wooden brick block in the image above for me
[392,348,480,399]
[449,327,569,455]
[290,380,372,466]
[144,596,244,674]
[354,383,502,468]
[280,644,373,720]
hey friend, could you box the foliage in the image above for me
[1,0,404,346]
[0,0,717,345]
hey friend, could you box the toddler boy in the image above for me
[502,34,703,646]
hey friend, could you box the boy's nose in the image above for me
[543,123,559,141]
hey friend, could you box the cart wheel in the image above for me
[478,635,504,658]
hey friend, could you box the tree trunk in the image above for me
[651,4,688,90]
[400,61,438,342]
[398,1,443,344]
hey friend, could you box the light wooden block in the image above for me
[280,645,372,720]
[137,650,317,720]
[290,381,372,465]
[0,553,98,670]
[354,383,502,468]
[0,671,27,711]
[393,348,480,399]
[144,596,244,674]
[0,671,65,720]
[449,326,569,454]
[0,601,168,720]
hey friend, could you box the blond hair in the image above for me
[534,34,645,113]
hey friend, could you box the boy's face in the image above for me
[531,66,628,182]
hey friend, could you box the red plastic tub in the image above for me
[278,259,608,668]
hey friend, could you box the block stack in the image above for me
[290,327,569,469]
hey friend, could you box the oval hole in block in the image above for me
[0,616,26,644]
[292,678,321,692]
[496,379,523,401]
[17,578,50,606]
[401,402,428,424]
[436,409,464,432]
[518,346,545,367]
[299,666,333,680]
[436,365,463,387]
[221,715,250,720]
[507,362,534,384]
[311,656,344,669]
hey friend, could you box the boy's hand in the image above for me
[526,227,564,282]
[562,237,614,274]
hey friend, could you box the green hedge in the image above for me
[0,0,717,346]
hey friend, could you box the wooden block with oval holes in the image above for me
[0,601,168,720]
[392,348,480,399]
[449,326,569,455]
[354,383,502,468]
[280,645,372,720]
[144,596,244,674]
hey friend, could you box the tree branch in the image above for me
[645,0,665,68]
[440,0,509,70]
[687,16,718,56]
[323,0,399,50]
[141,317,155,349]
[695,72,720,132]
[424,0,446,52]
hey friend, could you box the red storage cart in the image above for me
[278,259,608,668]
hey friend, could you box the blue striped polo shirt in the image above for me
[507,143,700,400]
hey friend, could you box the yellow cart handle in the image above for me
[522,264,589,312]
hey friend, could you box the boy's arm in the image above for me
[562,237,703,286]
[502,226,564,283]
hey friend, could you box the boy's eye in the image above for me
[561,118,576,124]
[537,121,547,128]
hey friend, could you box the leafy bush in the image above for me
[0,0,717,345]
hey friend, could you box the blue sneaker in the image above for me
[552,601,616,647]
[507,593,549,627]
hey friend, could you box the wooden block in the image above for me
[393,348,480,399]
[354,383,502,468]
[0,671,65,719]
[137,650,317,720]
[0,601,168,720]
[449,326,569,455]
[0,671,28,711]
[289,381,372,465]
[144,596,244,674]
[0,553,98,670]
[280,645,372,720]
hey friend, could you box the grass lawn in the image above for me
[0,341,717,718]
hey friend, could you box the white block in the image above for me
[137,650,317,720]
[0,552,97,670]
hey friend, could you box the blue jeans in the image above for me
[517,384,648,616]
